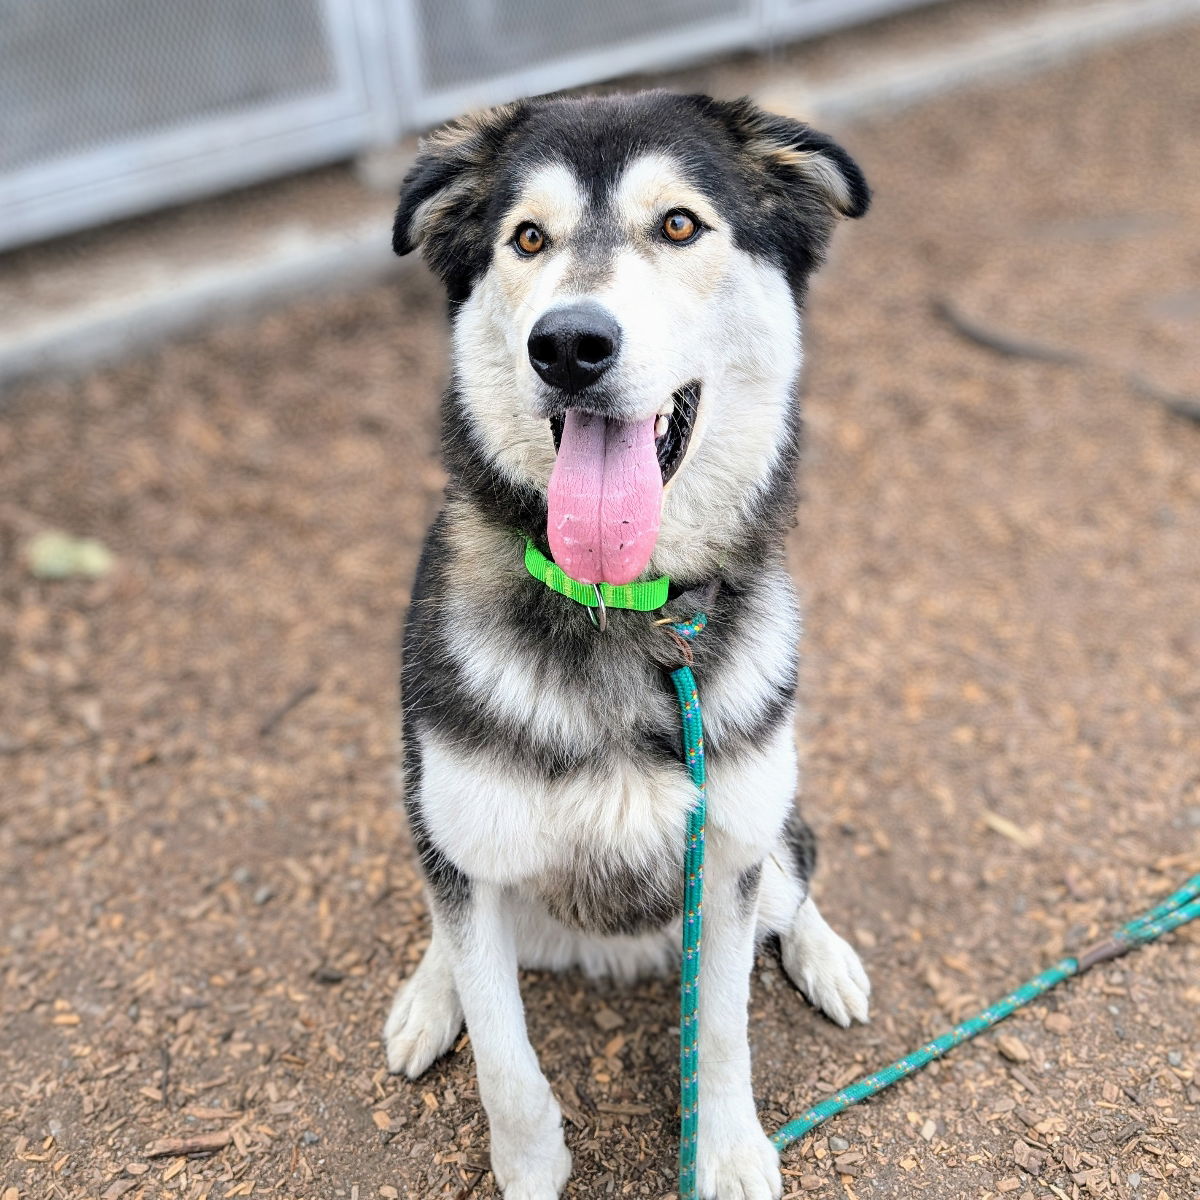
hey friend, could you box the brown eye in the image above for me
[661,210,699,243]
[514,223,546,255]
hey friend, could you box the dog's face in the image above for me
[396,93,868,583]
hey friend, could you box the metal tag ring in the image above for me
[587,585,607,632]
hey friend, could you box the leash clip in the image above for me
[667,629,695,665]
[1077,936,1131,972]
[587,585,607,633]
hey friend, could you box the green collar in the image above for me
[524,539,670,612]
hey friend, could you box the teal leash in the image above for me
[667,613,709,1200]
[665,612,1200,1195]
[770,870,1200,1152]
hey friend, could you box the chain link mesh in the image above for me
[0,0,334,174]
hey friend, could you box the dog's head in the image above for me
[396,92,868,584]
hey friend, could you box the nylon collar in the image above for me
[523,539,670,612]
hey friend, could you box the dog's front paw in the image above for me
[781,901,870,1028]
[494,1144,571,1200]
[697,1124,782,1200]
[490,1094,571,1199]
[383,951,463,1078]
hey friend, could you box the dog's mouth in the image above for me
[544,382,701,587]
[548,381,701,486]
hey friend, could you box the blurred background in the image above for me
[2,2,1199,1199]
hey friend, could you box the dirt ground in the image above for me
[3,22,1200,1200]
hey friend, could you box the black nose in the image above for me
[527,303,621,394]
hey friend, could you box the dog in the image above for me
[383,91,871,1199]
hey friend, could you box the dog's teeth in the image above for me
[654,414,669,439]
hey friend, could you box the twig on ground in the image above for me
[144,1130,233,1158]
[1128,371,1200,423]
[933,297,1084,365]
[453,1167,487,1200]
[934,297,1200,425]
[982,809,1039,850]
[0,734,96,757]
[259,682,319,736]
[159,1044,171,1108]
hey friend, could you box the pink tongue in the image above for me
[547,410,663,586]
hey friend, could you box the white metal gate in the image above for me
[0,0,927,252]
[393,0,935,129]
[0,0,395,252]
[387,0,761,129]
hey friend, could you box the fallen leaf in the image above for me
[25,531,115,580]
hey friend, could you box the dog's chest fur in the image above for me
[402,503,800,935]
[420,728,695,933]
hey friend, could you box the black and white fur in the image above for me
[384,92,871,1200]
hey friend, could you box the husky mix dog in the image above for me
[383,92,872,1199]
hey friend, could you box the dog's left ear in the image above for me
[698,96,870,221]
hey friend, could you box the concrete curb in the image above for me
[0,221,401,389]
[3,0,1198,392]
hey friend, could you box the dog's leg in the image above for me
[696,859,783,1200]
[756,812,871,1029]
[384,920,464,1078]
[778,892,870,1028]
[451,883,572,1199]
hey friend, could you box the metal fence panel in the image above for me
[392,0,761,129]
[0,0,395,252]
[396,0,930,131]
[0,0,928,251]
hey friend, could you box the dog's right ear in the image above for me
[393,102,531,294]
